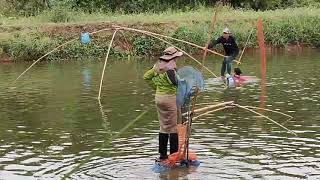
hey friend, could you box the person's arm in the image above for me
[143,67,157,90]
[207,36,222,49]
[166,69,177,86]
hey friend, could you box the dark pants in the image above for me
[221,52,239,76]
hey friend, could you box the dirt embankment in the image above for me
[0,21,183,62]
[1,20,318,62]
[1,21,178,37]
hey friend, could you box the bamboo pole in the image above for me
[98,99,110,131]
[202,7,219,72]
[193,101,233,114]
[13,38,78,82]
[233,104,297,136]
[244,105,293,119]
[14,25,224,83]
[14,28,114,83]
[98,29,118,100]
[235,27,255,66]
[193,106,228,121]
[196,102,218,106]
[113,25,226,58]
[115,26,220,79]
[183,101,234,116]
[89,28,111,35]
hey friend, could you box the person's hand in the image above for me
[233,59,241,65]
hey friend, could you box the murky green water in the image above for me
[0,49,319,179]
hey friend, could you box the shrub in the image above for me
[47,7,74,23]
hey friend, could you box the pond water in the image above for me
[0,49,319,179]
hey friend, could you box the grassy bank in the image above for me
[0,6,319,61]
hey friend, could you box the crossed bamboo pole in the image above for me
[12,23,296,136]
[11,23,299,178]
[13,25,224,84]
[97,25,222,99]
[193,106,228,120]
[13,28,113,83]
[113,26,220,79]
[113,25,225,57]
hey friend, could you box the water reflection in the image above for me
[82,67,92,91]
[0,50,319,179]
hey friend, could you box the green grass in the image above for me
[0,6,319,61]
[1,6,319,26]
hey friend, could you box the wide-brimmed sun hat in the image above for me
[159,47,183,61]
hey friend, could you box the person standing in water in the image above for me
[207,28,239,79]
[144,47,183,161]
[226,67,244,87]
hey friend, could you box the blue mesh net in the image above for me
[151,163,171,173]
[80,32,91,44]
[176,66,205,107]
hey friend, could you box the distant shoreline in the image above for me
[0,7,319,61]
